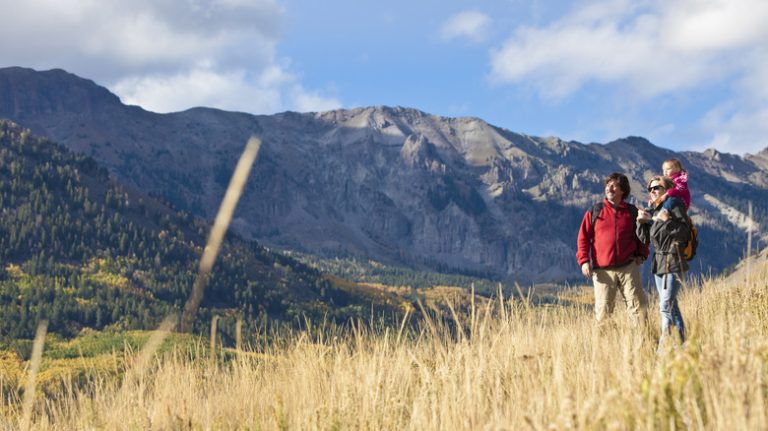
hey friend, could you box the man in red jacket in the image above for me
[577,173,648,326]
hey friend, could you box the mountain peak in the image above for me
[2,67,766,283]
[0,66,123,118]
[605,136,655,149]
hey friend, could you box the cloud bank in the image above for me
[0,0,340,113]
[489,0,768,154]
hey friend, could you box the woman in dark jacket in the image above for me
[636,176,691,347]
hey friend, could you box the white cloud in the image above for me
[696,103,768,155]
[113,66,340,114]
[440,11,491,43]
[290,86,342,113]
[661,0,768,52]
[489,0,723,100]
[0,0,339,114]
[0,0,280,73]
[113,68,280,113]
[489,0,768,154]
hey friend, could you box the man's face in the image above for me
[605,179,624,203]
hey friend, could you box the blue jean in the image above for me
[654,273,685,345]
[661,196,685,212]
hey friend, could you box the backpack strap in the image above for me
[589,202,604,231]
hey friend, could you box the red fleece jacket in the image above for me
[576,199,648,268]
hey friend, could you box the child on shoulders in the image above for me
[647,158,691,219]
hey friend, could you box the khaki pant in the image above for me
[592,261,647,327]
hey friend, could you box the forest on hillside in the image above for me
[0,120,401,340]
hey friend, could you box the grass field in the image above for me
[1,254,767,430]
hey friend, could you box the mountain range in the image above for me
[0,118,410,338]
[1,66,767,283]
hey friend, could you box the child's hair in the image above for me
[663,158,686,173]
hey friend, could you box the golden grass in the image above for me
[2,255,767,430]
[20,320,47,431]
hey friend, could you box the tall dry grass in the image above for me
[2,255,767,430]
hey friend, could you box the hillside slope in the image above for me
[0,120,401,338]
[1,67,766,282]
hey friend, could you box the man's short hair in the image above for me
[604,172,631,200]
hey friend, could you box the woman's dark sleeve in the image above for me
[636,220,651,245]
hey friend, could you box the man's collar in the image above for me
[604,197,626,208]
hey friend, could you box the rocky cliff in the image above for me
[2,67,766,283]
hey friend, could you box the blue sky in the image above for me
[1,0,767,155]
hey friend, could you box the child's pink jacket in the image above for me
[668,171,691,208]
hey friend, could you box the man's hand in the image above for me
[637,210,651,224]
[581,262,592,278]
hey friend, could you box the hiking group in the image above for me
[576,159,695,349]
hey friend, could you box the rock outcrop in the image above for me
[2,67,767,282]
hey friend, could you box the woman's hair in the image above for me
[647,175,674,191]
[605,172,630,199]
[663,158,685,172]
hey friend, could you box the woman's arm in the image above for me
[636,211,651,245]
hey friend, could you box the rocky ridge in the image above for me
[1,67,766,283]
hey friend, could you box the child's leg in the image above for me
[661,196,684,213]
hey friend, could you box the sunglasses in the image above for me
[648,185,665,192]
